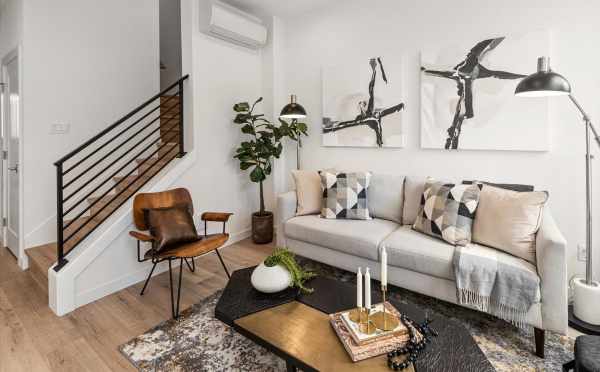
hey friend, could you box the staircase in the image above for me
[27,76,189,278]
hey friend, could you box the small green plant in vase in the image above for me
[251,248,317,294]
[264,248,316,294]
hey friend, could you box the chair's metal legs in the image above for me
[215,249,230,278]
[168,259,174,317]
[175,258,183,318]
[184,257,195,272]
[168,258,185,319]
[140,262,157,295]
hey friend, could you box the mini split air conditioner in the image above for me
[199,1,267,50]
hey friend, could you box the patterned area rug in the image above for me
[119,258,574,371]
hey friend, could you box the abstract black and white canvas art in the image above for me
[322,57,405,147]
[420,31,550,151]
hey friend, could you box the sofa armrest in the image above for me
[536,207,568,334]
[276,191,297,247]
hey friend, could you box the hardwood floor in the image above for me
[0,239,273,372]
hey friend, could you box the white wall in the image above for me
[172,0,268,237]
[22,0,160,248]
[276,0,600,280]
[0,0,22,60]
[160,0,182,89]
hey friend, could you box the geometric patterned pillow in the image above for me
[320,171,371,220]
[413,178,481,246]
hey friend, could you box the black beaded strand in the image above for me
[386,313,438,371]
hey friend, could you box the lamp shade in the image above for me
[280,94,307,119]
[515,57,571,97]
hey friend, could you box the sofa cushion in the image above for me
[368,173,405,224]
[403,176,426,225]
[472,185,549,264]
[285,215,399,261]
[292,170,322,216]
[413,179,481,246]
[381,226,541,302]
[320,171,372,220]
[381,225,456,280]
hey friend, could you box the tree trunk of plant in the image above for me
[259,180,265,215]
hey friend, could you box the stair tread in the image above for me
[26,243,57,279]
[136,157,168,165]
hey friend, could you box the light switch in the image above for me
[50,123,70,134]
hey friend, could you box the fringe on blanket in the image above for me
[457,288,531,331]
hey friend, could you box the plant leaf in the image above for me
[233,102,250,112]
[234,113,250,124]
[250,166,266,183]
[240,161,253,170]
[241,124,255,135]
[297,122,308,133]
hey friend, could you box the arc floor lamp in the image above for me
[515,56,600,334]
[280,94,307,169]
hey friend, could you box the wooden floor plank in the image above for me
[0,288,53,372]
[0,247,21,285]
[0,238,272,372]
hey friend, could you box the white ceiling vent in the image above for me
[201,1,267,50]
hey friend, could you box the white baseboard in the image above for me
[24,214,57,249]
[75,228,250,309]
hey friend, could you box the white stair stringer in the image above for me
[48,150,196,316]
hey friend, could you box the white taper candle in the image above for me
[381,247,388,286]
[365,268,371,309]
[357,267,363,308]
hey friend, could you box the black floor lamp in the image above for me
[280,94,307,169]
[515,56,600,334]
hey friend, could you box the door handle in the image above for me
[8,164,18,173]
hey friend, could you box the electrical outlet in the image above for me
[50,123,70,134]
[577,244,587,262]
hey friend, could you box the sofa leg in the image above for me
[534,328,545,358]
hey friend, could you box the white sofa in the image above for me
[276,175,568,357]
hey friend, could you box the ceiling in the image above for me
[225,0,333,18]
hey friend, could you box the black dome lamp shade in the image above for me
[279,94,307,119]
[514,57,571,97]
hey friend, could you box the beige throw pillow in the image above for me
[292,170,322,216]
[472,185,549,264]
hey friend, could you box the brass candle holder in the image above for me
[348,307,368,323]
[371,285,399,331]
[349,307,376,334]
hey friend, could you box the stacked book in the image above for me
[329,302,422,362]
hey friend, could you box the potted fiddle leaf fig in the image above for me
[233,97,283,244]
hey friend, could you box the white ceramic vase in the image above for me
[251,262,292,293]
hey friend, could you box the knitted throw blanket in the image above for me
[453,244,540,329]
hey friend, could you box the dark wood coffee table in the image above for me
[215,267,493,372]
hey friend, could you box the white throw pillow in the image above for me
[292,170,323,216]
[472,185,549,264]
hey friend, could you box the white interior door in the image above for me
[2,53,20,257]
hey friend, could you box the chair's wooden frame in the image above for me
[129,188,233,318]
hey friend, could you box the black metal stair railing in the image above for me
[53,75,189,271]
